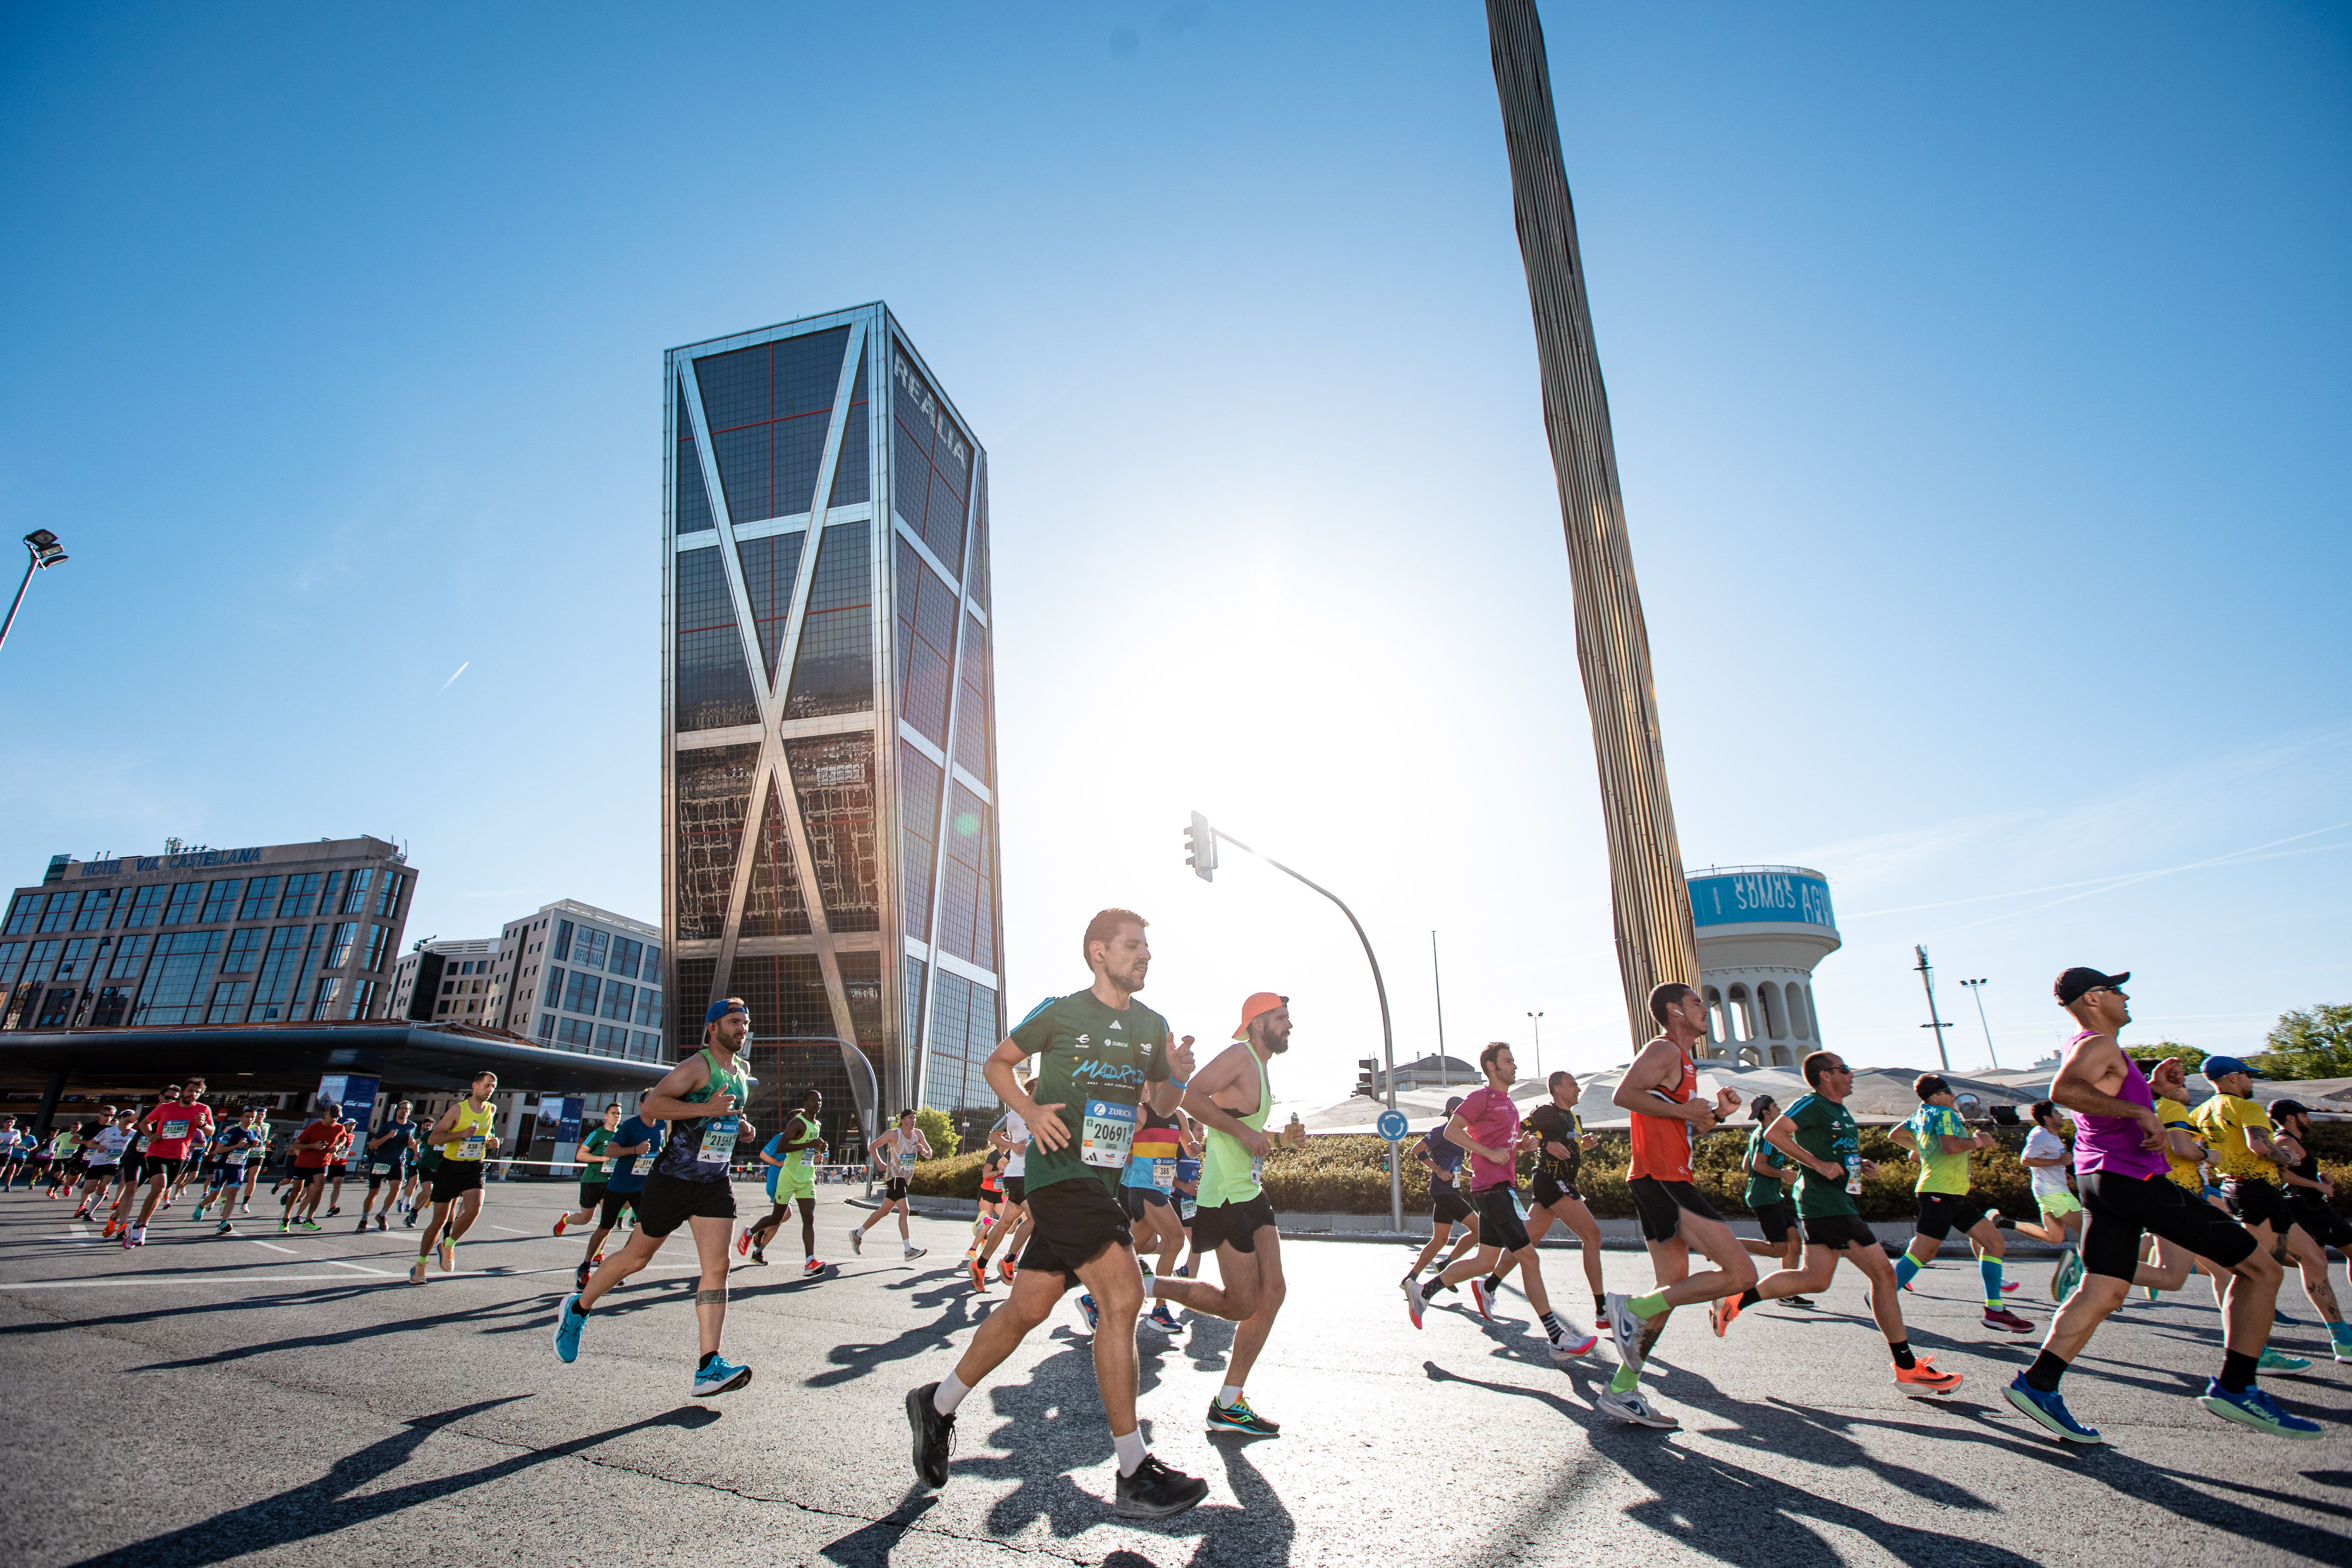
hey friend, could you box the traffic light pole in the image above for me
[1204,826,1403,1232]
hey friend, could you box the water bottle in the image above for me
[1844,1153,1863,1196]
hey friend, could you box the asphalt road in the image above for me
[0,1181,2345,1567]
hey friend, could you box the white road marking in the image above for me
[325,1259,396,1276]
[248,1239,298,1255]
[489,1226,534,1234]
[67,1225,90,1241]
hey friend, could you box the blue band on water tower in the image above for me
[1687,871,1835,931]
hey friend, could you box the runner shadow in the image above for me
[1183,1441,1295,1567]
[59,1398,719,1567]
[66,1289,555,1370]
[818,1490,939,1567]
[802,1297,981,1388]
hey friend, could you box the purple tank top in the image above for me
[2070,1032,2168,1181]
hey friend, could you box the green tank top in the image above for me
[652,1046,753,1182]
[1197,1048,1271,1208]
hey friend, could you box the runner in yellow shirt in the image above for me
[411,1071,501,1284]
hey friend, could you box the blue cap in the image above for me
[704,998,748,1025]
[2202,1055,2257,1081]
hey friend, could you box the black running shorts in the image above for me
[1471,1182,1532,1254]
[2289,1197,2352,1250]
[429,1160,484,1204]
[1192,1191,1277,1255]
[140,1157,183,1185]
[1801,1211,1880,1251]
[633,1170,736,1238]
[2081,1170,2257,1280]
[576,1179,604,1208]
[1431,1186,1473,1226]
[1003,1177,1026,1207]
[1751,1199,1795,1245]
[1122,1185,1173,1221]
[1912,1190,1994,1241]
[597,1188,634,1228]
[2221,1176,2292,1234]
[1628,1176,1723,1243]
[1530,1171,1584,1210]
[884,1177,910,1202]
[1019,1176,1132,1281]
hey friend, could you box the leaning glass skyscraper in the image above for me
[662,305,1005,1148]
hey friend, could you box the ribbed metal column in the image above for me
[1486,0,1701,1051]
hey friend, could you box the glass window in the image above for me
[121,885,165,927]
[278,873,323,918]
[198,880,241,924]
[206,982,249,1024]
[574,928,609,972]
[53,937,95,980]
[350,979,378,1018]
[375,872,406,918]
[646,945,660,975]
[738,530,808,686]
[888,343,971,577]
[673,745,758,941]
[248,925,314,1022]
[33,892,71,933]
[108,934,150,979]
[538,1012,555,1040]
[556,1016,595,1050]
[633,1030,660,1060]
[954,615,990,783]
[899,741,943,940]
[342,868,374,914]
[553,920,573,960]
[594,1023,630,1055]
[740,780,810,938]
[361,924,391,972]
[324,922,358,968]
[321,872,342,905]
[220,928,265,974]
[828,356,870,508]
[674,546,759,730]
[893,537,955,746]
[695,326,851,525]
[544,967,565,1008]
[784,521,872,719]
[160,883,206,925]
[132,931,223,1025]
[939,784,993,969]
[634,986,659,1026]
[0,941,20,983]
[729,953,831,1040]
[238,877,281,920]
[602,982,635,1021]
[75,888,116,931]
[565,971,601,1016]
[609,937,642,978]
[788,732,880,932]
[310,976,343,1020]
[2,895,35,935]
[903,955,927,1057]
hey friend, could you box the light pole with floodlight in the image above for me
[1526,1011,1544,1083]
[1960,977,1998,1070]
[0,531,67,655]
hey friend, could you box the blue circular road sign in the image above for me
[1376,1109,1409,1142]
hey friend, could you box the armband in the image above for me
[1168,1079,1189,1093]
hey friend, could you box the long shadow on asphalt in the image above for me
[58,1397,721,1568]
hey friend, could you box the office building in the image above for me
[384,900,665,1066]
[1,836,413,1032]
[662,304,1004,1144]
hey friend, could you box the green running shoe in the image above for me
[2258,1346,2311,1372]
[1207,1395,1280,1436]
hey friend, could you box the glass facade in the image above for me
[664,306,1002,1117]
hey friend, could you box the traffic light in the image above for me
[1184,811,1218,882]
[1354,1058,1379,1099]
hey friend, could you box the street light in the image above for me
[1526,1011,1544,1082]
[0,530,68,656]
[1960,977,1999,1071]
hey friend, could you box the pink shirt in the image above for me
[1456,1085,1522,1191]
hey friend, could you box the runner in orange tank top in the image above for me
[1628,1040,1698,1183]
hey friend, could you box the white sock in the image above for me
[1219,1384,1243,1406]
[1139,1274,1155,1302]
[932,1372,971,1416]
[1112,1428,1148,1476]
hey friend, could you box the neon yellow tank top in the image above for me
[444,1100,496,1162]
[1197,1049,1270,1208]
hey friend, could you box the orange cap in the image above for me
[1233,992,1288,1039]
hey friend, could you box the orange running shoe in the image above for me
[1710,1294,1743,1337]
[1894,1356,1962,1395]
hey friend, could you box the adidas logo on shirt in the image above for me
[1108,1020,1123,1031]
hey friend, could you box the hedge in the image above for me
[910,1123,2352,1222]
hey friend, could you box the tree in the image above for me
[2260,1004,2352,1082]
[913,1106,960,1162]
[2123,1040,2205,1072]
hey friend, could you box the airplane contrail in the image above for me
[440,662,470,692]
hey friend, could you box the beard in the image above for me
[1112,962,1148,992]
[1266,1032,1290,1054]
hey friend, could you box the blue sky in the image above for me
[2,2,2345,1099]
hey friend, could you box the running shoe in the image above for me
[591,1250,606,1266]
[1784,1295,1816,1309]
[903,1246,927,1262]
[969,1257,987,1291]
[376,1213,388,1231]
[551,1293,585,1363]
[354,1219,368,1234]
[2332,1335,2352,1366]
[1549,1327,1599,1361]
[294,1219,320,1233]
[848,1228,863,1256]
[215,1222,233,1237]
[998,1258,1015,1285]
[1594,1386,1679,1429]
[906,1383,956,1488]
[804,1258,825,1277]
[1113,1454,1210,1519]
[734,1227,749,1256]
[1711,1294,1743,1337]
[120,1228,135,1250]
[438,1237,456,1273]
[279,1220,291,1234]
[692,1356,753,1397]
[1149,1303,1182,1333]
[1402,1277,1427,1329]
[554,1215,571,1238]
[2274,1306,2307,1327]
[1983,1307,2036,1334]
[2004,1375,2102,1442]
[2259,1347,2312,1372]
[100,1220,117,1240]
[409,1257,428,1285]
[1602,1291,1645,1370]
[1893,1357,1962,1395]
[2053,1249,2083,1303]
[2003,1281,2020,1294]
[1207,1395,1279,1435]
[1469,1278,1496,1322]
[2199,1381,2321,1438]
[1076,1292,1100,1332]
[575,1261,593,1291]
[326,1206,340,1216]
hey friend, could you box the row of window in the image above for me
[0,929,389,1028]
[544,967,663,1027]
[0,922,393,991]
[540,1014,665,1063]
[553,921,655,980]
[3,870,406,936]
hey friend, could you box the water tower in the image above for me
[1683,866,1840,1067]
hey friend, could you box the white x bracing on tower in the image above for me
[661,305,1006,1124]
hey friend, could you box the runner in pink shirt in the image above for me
[109,1078,214,1247]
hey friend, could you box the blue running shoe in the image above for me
[2272,1307,2306,1327]
[2199,1381,2320,1437]
[693,1355,753,1397]
[2003,1374,2102,1443]
[1149,1303,1181,1332]
[552,1293,585,1363]
[2258,1346,2311,1372]
[1076,1292,1099,1332]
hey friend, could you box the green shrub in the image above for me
[910,1150,984,1198]
[914,1106,960,1162]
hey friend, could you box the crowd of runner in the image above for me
[4,919,2342,1519]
